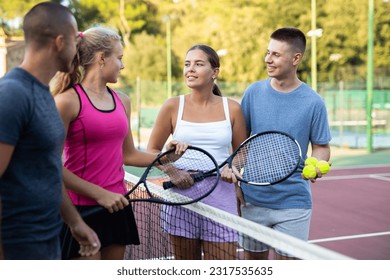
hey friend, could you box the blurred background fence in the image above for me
[320,81,390,149]
[114,79,390,151]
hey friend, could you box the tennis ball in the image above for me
[305,157,318,166]
[302,165,317,179]
[316,160,330,175]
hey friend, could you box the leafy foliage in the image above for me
[1,0,389,86]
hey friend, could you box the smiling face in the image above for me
[183,49,218,90]
[264,39,302,80]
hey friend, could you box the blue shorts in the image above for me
[239,203,312,257]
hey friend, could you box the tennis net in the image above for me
[123,172,353,260]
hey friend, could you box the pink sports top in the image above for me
[64,84,128,205]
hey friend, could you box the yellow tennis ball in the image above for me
[302,165,317,179]
[316,160,330,175]
[305,157,318,166]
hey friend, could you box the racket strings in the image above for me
[231,133,301,185]
[143,148,219,204]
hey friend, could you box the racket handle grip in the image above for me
[163,173,205,190]
[163,181,174,190]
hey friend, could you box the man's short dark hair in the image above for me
[270,27,307,54]
[23,2,73,46]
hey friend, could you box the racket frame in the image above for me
[126,146,220,205]
[227,130,302,186]
[80,146,220,218]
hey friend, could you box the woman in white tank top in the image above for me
[147,44,247,260]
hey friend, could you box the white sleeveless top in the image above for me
[173,95,232,165]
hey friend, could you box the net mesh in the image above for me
[232,132,301,185]
[123,172,353,260]
[135,147,219,205]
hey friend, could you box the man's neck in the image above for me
[19,50,58,86]
[270,77,302,93]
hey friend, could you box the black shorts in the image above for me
[60,204,140,259]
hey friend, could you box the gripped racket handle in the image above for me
[162,172,206,189]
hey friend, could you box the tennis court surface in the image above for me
[123,171,351,260]
[309,148,390,260]
[123,148,390,260]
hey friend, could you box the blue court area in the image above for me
[330,129,390,149]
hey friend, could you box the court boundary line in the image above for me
[309,231,390,244]
[321,173,390,181]
[332,164,390,170]
[371,175,390,182]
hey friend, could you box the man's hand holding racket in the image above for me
[221,165,241,184]
[206,131,302,187]
[217,131,302,216]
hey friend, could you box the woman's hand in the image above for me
[166,140,189,154]
[169,167,195,189]
[95,189,129,213]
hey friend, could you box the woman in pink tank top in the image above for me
[51,27,183,260]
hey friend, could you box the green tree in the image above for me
[317,0,367,83]
[0,0,42,19]
[67,0,105,31]
[0,0,44,34]
[77,0,158,48]
[1,0,389,87]
[375,0,390,68]
[122,31,181,82]
[151,0,314,83]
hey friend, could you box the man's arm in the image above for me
[0,143,15,178]
[311,143,331,162]
[0,196,4,259]
[0,142,14,259]
[60,185,101,257]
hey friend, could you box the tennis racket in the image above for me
[163,130,302,188]
[81,146,220,218]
